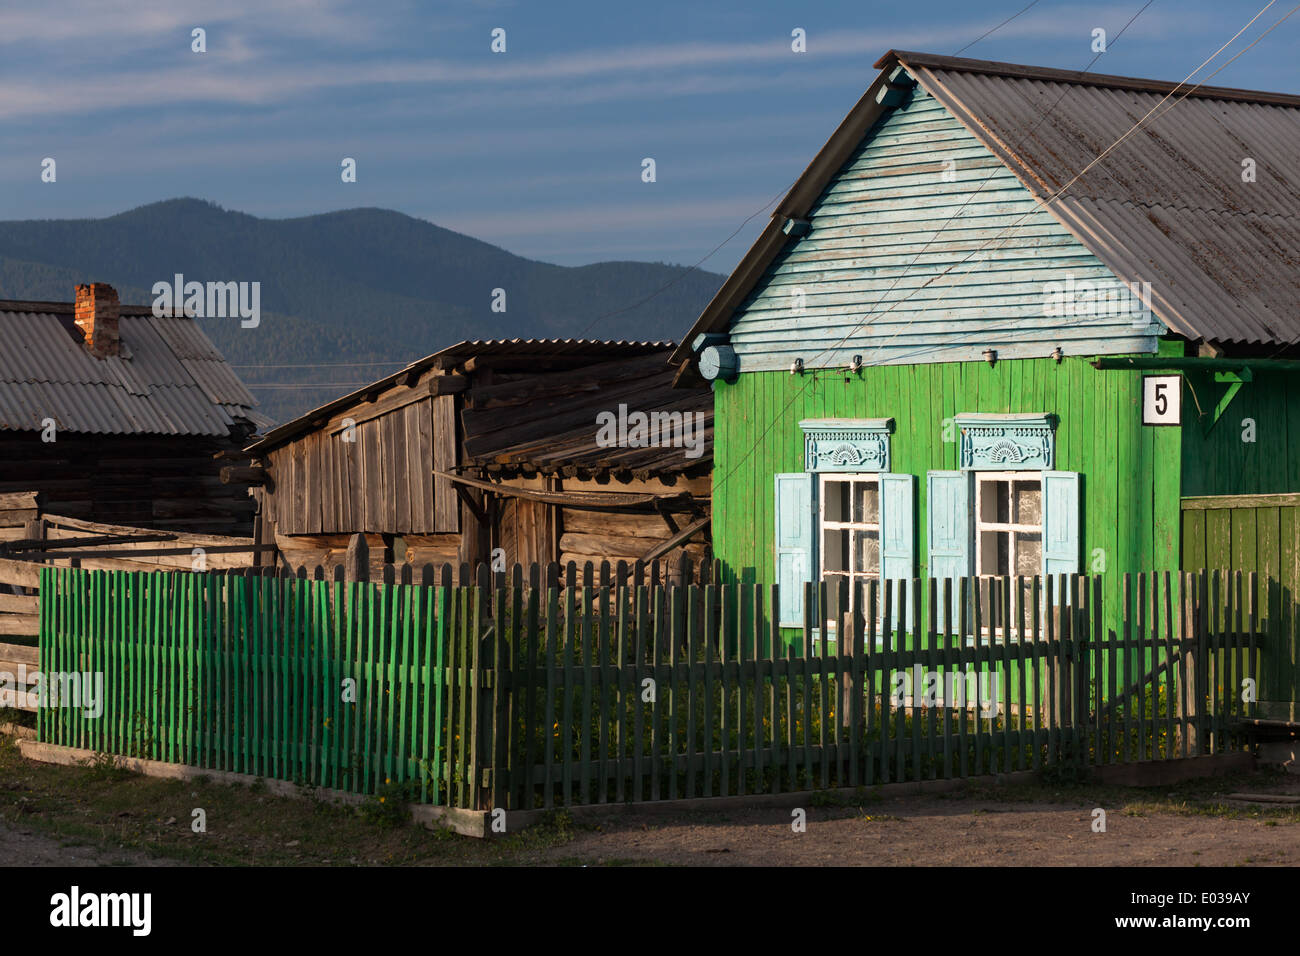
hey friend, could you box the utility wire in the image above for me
[706,0,1288,501]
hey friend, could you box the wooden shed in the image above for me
[673,51,1300,716]
[0,284,267,536]
[244,340,712,578]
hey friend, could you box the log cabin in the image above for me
[243,339,712,579]
[0,283,267,535]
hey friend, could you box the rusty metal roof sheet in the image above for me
[0,302,260,436]
[898,51,1300,345]
[672,51,1300,363]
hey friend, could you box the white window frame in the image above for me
[817,472,902,646]
[972,471,1044,642]
[817,472,881,619]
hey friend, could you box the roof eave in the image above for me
[669,58,904,368]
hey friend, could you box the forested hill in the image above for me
[0,198,724,423]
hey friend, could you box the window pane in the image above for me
[979,529,1007,575]
[1014,481,1041,525]
[1014,532,1042,576]
[853,481,879,524]
[979,479,1011,523]
[854,530,880,573]
[823,528,848,572]
[824,480,849,522]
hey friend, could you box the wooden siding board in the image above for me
[433,394,458,534]
[415,399,433,533]
[726,85,1160,371]
[1182,371,1300,498]
[714,356,1181,647]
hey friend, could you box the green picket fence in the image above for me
[37,566,484,807]
[36,564,1258,812]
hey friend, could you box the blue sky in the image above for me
[3,0,1297,270]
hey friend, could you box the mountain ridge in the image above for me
[0,198,725,423]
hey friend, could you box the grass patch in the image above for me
[0,732,581,866]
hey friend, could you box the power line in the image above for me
[573,181,794,337]
[868,0,1293,371]
[706,0,1284,501]
[573,0,1051,339]
[953,0,1043,56]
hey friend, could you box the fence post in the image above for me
[1052,578,1072,731]
[344,533,369,583]
[839,605,861,732]
[1190,572,1206,759]
[1179,571,1202,755]
[474,565,494,811]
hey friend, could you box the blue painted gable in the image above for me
[725,84,1163,372]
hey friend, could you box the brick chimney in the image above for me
[74,283,120,358]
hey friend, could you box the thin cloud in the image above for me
[0,7,1196,120]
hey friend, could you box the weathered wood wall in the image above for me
[275,531,460,579]
[0,432,254,536]
[262,376,457,537]
[554,476,710,569]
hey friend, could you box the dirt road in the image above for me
[534,794,1300,866]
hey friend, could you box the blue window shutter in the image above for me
[879,473,914,629]
[774,472,814,628]
[1042,471,1081,577]
[927,471,973,622]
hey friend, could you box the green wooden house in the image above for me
[672,51,1300,717]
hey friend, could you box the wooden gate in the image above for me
[1182,493,1300,719]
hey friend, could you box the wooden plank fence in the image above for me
[35,564,1258,811]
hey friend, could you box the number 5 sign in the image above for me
[1142,374,1181,426]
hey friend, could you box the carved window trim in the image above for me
[799,418,894,473]
[954,413,1056,472]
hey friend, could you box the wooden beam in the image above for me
[0,558,40,589]
[33,544,279,559]
[3,532,176,552]
[0,491,39,511]
[220,464,270,485]
[454,483,490,527]
[1181,492,1300,510]
[634,516,711,564]
[431,374,468,396]
[1091,356,1300,372]
[436,470,701,512]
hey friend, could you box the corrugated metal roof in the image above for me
[672,51,1300,363]
[434,338,675,360]
[0,303,260,436]
[460,350,711,477]
[901,52,1300,345]
[245,338,677,454]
